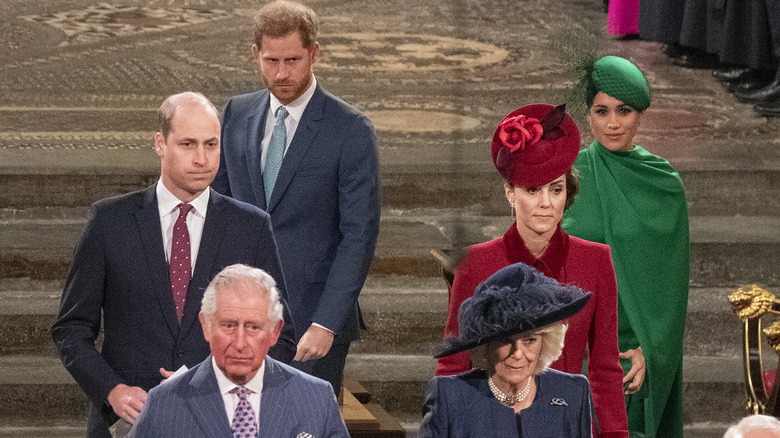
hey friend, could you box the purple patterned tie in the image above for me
[230,386,258,438]
[170,203,193,323]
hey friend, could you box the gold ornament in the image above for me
[764,321,780,355]
[728,285,777,320]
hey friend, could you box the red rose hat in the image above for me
[491,104,581,187]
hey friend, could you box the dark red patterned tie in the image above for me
[170,203,193,323]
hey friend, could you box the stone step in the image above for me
[0,352,747,427]
[0,147,779,216]
[1,209,778,284]
[0,276,755,375]
[348,354,748,425]
[400,420,736,438]
[0,420,741,438]
[0,271,758,358]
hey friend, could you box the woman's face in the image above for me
[505,175,567,239]
[489,332,542,389]
[588,92,644,152]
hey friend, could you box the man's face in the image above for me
[199,285,283,385]
[252,32,318,105]
[154,103,220,203]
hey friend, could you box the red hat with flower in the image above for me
[491,104,581,187]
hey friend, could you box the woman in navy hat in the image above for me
[435,104,628,437]
[421,263,593,437]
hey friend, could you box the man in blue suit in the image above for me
[132,264,348,438]
[52,92,297,437]
[212,0,381,392]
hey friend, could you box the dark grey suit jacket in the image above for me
[51,185,296,437]
[132,356,349,438]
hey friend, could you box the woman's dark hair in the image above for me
[564,168,579,210]
[505,168,579,210]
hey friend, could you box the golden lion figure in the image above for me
[729,285,777,321]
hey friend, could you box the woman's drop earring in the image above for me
[510,203,515,222]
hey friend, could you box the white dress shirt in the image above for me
[260,75,318,171]
[156,181,209,271]
[213,356,265,424]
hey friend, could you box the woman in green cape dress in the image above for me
[563,56,690,438]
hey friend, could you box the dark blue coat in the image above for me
[420,369,593,438]
[213,86,380,344]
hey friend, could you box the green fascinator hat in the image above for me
[589,56,651,111]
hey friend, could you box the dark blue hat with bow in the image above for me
[435,262,591,358]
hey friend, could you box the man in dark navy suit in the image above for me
[52,92,296,437]
[213,0,381,392]
[132,264,348,438]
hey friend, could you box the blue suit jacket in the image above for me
[420,369,593,438]
[213,86,380,343]
[133,356,349,438]
[51,185,297,436]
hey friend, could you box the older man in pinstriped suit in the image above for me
[132,265,348,438]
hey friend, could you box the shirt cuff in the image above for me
[311,322,335,334]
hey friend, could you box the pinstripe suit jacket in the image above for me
[132,356,348,438]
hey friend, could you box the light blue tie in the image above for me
[263,106,288,204]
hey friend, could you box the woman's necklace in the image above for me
[488,376,533,407]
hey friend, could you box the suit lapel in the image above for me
[257,358,292,438]
[180,189,226,334]
[186,358,233,438]
[134,185,179,336]
[246,91,271,210]
[266,87,325,213]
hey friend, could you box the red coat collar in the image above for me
[502,223,569,279]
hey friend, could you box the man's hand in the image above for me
[159,368,174,384]
[294,325,335,362]
[107,384,148,423]
[620,346,646,394]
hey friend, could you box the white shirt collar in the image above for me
[156,180,210,217]
[269,75,317,123]
[212,356,265,396]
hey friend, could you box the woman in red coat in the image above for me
[434,104,631,437]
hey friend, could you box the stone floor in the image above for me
[2,0,780,437]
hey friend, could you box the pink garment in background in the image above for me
[607,0,639,36]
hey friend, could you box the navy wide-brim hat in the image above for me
[490,104,581,188]
[434,263,591,359]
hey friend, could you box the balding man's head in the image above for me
[157,92,219,140]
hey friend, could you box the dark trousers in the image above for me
[768,0,780,57]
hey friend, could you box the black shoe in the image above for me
[734,69,780,103]
[671,51,720,69]
[662,43,685,59]
[725,70,775,93]
[713,66,752,83]
[754,100,780,117]
[615,33,640,41]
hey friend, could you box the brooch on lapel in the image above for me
[550,398,568,406]
[296,433,314,438]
